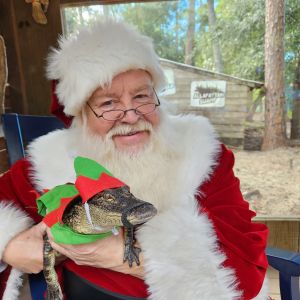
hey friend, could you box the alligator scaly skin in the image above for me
[43,186,157,299]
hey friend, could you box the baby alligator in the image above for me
[43,186,157,300]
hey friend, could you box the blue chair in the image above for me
[1,113,65,166]
[267,247,300,300]
[1,113,65,299]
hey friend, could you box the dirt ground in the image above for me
[232,146,300,218]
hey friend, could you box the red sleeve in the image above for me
[0,159,42,223]
[197,144,268,300]
[0,160,42,299]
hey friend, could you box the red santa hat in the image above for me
[46,18,166,118]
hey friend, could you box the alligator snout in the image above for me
[125,202,157,226]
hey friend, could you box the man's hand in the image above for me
[47,227,145,279]
[2,222,46,274]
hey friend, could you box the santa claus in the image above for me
[0,19,269,300]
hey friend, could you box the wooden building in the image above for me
[160,59,264,147]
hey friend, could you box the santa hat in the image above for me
[46,18,166,117]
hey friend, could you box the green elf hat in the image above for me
[37,156,126,244]
[74,156,126,203]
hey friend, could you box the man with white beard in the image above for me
[0,19,269,300]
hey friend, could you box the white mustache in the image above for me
[106,120,153,139]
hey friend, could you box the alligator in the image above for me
[43,185,157,300]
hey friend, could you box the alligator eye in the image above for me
[104,193,116,202]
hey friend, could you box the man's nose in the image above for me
[120,108,140,124]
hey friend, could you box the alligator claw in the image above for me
[124,243,142,267]
[124,226,141,267]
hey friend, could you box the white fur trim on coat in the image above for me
[0,202,33,260]
[46,19,166,116]
[2,268,24,300]
[0,202,34,300]
[137,203,241,300]
[135,114,241,299]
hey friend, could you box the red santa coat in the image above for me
[0,114,268,300]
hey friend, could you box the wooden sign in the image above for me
[190,80,226,107]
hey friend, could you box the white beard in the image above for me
[75,118,181,212]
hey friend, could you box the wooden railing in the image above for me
[255,216,300,252]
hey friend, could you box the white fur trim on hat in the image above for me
[46,19,166,116]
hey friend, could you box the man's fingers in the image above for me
[50,242,64,253]
[49,241,74,259]
[35,221,47,235]
[46,227,54,240]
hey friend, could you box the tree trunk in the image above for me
[184,0,195,65]
[290,56,300,139]
[246,88,265,122]
[207,0,224,73]
[262,0,286,150]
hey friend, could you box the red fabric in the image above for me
[43,196,78,227]
[0,160,42,223]
[75,173,125,203]
[198,144,268,299]
[0,266,11,300]
[0,160,42,299]
[0,146,268,299]
[51,80,73,128]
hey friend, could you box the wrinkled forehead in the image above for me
[90,69,154,97]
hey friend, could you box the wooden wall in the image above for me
[0,137,9,174]
[161,60,257,147]
[0,0,62,115]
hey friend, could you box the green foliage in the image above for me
[120,2,185,62]
[214,0,265,80]
[62,5,104,36]
[285,0,300,83]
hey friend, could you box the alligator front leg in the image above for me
[43,234,63,300]
[123,226,141,267]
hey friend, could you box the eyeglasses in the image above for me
[87,89,161,121]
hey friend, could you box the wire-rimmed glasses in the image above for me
[87,89,160,121]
